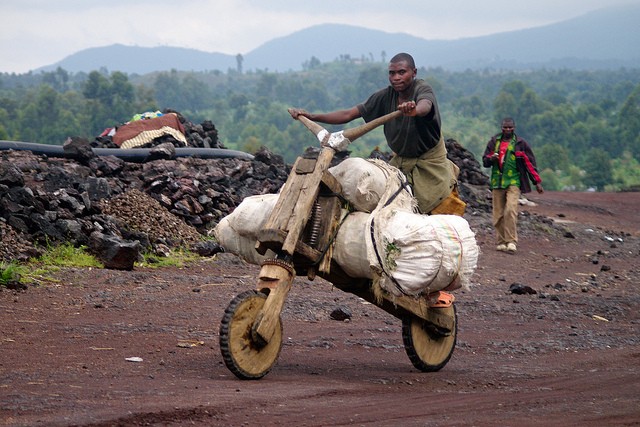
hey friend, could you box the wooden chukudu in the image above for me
[219,110,457,379]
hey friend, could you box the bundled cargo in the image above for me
[328,158,393,212]
[332,208,477,296]
[214,193,278,265]
[214,157,478,296]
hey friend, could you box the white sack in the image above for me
[365,209,478,297]
[213,194,279,264]
[329,158,401,212]
[332,209,478,297]
[332,212,371,278]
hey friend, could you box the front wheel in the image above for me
[219,290,283,380]
[401,304,457,372]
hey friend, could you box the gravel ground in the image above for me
[1,191,639,426]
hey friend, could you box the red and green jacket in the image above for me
[482,133,542,194]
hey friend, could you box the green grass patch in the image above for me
[0,243,102,287]
[139,248,201,268]
[36,243,103,268]
[1,243,205,288]
[0,261,22,287]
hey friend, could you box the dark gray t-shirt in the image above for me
[357,79,441,158]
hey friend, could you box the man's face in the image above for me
[502,122,515,138]
[388,60,416,93]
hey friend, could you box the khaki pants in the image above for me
[492,186,520,245]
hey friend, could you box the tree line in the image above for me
[1,60,639,191]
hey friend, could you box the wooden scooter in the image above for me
[218,110,457,379]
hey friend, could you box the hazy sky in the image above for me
[0,0,635,73]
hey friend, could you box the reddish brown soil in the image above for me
[1,191,639,427]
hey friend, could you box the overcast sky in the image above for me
[0,0,635,74]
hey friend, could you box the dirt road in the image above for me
[1,191,639,426]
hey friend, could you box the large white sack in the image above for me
[213,194,279,264]
[329,158,405,212]
[366,210,478,297]
[332,212,371,278]
[222,193,278,238]
[214,217,275,264]
[332,209,479,296]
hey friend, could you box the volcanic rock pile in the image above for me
[445,138,489,187]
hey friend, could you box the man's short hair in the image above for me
[390,53,416,69]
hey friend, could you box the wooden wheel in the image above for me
[219,290,283,380]
[401,304,457,372]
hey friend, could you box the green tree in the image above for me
[154,70,184,110]
[451,95,485,118]
[134,84,158,113]
[236,54,243,74]
[353,64,386,104]
[82,71,110,102]
[82,71,136,133]
[517,89,545,130]
[109,71,135,120]
[536,143,569,172]
[494,82,547,137]
[41,67,70,92]
[241,136,262,154]
[618,83,640,161]
[540,169,561,191]
[302,56,321,70]
[0,120,8,140]
[256,74,278,99]
[565,164,586,191]
[582,148,612,191]
[492,91,517,124]
[180,75,212,111]
[526,107,573,148]
[17,85,85,145]
[18,85,62,144]
[611,153,640,190]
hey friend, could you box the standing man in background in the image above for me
[289,52,465,216]
[482,117,544,253]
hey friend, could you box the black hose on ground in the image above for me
[0,140,254,162]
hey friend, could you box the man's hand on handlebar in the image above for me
[398,101,417,116]
[288,108,308,120]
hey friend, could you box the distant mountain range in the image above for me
[39,4,640,74]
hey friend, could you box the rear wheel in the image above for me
[402,304,457,372]
[219,290,283,380]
